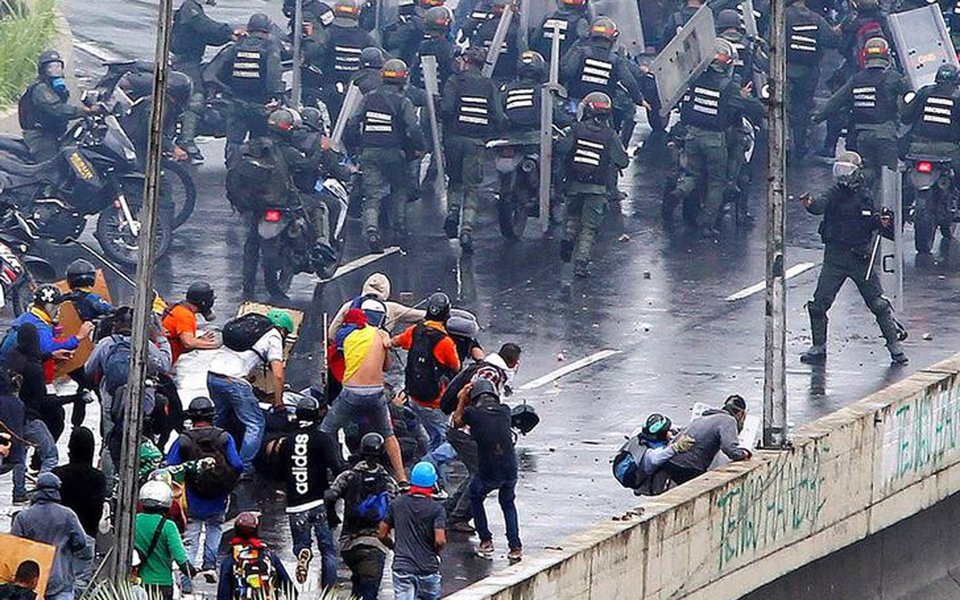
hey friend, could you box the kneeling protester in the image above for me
[612,414,694,496]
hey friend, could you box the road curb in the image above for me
[0,3,76,134]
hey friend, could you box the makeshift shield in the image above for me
[482,1,517,78]
[888,4,960,91]
[54,269,112,379]
[422,55,448,197]
[591,0,645,58]
[330,82,362,151]
[649,4,717,117]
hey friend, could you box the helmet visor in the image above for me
[832,160,860,182]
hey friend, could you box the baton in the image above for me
[865,233,882,281]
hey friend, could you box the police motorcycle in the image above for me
[0,205,56,315]
[486,131,543,239]
[0,87,174,267]
[904,154,957,254]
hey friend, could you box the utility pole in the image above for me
[291,0,303,108]
[107,0,174,579]
[763,0,788,448]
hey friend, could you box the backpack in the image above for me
[439,362,481,415]
[231,543,275,600]
[404,324,448,403]
[178,427,241,498]
[225,137,293,212]
[853,20,885,69]
[102,336,134,396]
[346,468,391,529]
[222,313,276,360]
[612,435,651,490]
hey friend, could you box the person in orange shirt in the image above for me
[390,292,460,454]
[162,282,220,365]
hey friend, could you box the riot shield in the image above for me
[879,166,904,311]
[482,3,516,78]
[330,82,362,151]
[525,0,557,36]
[422,55,448,197]
[539,20,562,232]
[740,0,758,38]
[376,0,402,30]
[649,5,716,117]
[591,0,645,58]
[888,4,960,91]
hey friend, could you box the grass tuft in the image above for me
[0,0,57,108]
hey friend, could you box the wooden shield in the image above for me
[0,532,56,597]
[54,270,113,379]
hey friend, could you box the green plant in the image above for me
[0,0,57,108]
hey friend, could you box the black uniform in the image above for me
[786,0,838,156]
[561,37,644,137]
[219,32,284,165]
[532,6,591,63]
[18,78,84,161]
[303,23,378,122]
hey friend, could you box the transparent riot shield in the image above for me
[482,3,516,78]
[879,166,904,311]
[591,0,645,58]
[422,55,447,197]
[649,5,717,117]
[330,83,362,151]
[888,4,960,91]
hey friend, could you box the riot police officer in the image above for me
[901,63,960,172]
[303,0,378,123]
[441,46,506,253]
[352,47,387,94]
[383,0,441,66]
[813,38,907,194]
[410,6,458,92]
[217,13,283,166]
[667,40,763,236]
[18,50,90,161]
[786,0,839,158]
[347,59,426,252]
[532,0,591,63]
[556,92,629,278]
[502,51,547,133]
[799,151,907,365]
[468,0,522,83]
[658,0,703,51]
[170,0,237,164]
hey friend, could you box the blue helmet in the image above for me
[410,462,438,488]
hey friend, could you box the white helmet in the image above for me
[360,298,388,328]
[139,480,173,510]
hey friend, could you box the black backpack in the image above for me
[225,137,293,212]
[404,324,448,403]
[179,427,241,498]
[346,468,391,530]
[222,313,276,360]
[439,362,481,415]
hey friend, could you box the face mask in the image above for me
[50,77,68,96]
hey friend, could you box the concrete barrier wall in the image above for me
[447,355,960,600]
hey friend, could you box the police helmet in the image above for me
[580,91,612,119]
[461,45,487,67]
[235,512,260,537]
[246,12,273,34]
[832,150,863,184]
[185,397,216,422]
[185,281,215,314]
[936,63,959,85]
[361,46,385,70]
[300,106,324,132]
[360,432,385,458]
[333,0,361,22]
[425,292,451,322]
[423,6,452,33]
[715,8,742,32]
[642,413,672,441]
[863,37,890,68]
[517,50,547,83]
[37,49,64,77]
[139,480,173,510]
[267,107,302,134]
[33,284,63,307]
[66,259,96,289]
[419,0,444,6]
[295,395,322,422]
[560,0,587,6]
[589,16,619,42]
[382,58,409,86]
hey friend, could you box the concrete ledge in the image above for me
[447,354,960,600]
[0,3,75,134]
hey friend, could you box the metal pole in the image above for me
[107,0,173,579]
[291,0,304,108]
[762,0,787,448]
[539,21,561,233]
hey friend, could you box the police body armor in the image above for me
[819,185,876,249]
[503,81,540,131]
[537,10,584,58]
[850,68,897,125]
[447,75,496,139]
[230,37,271,101]
[359,91,404,147]
[786,11,822,66]
[325,26,369,83]
[566,121,612,184]
[680,73,732,131]
[913,87,960,142]
[571,45,615,100]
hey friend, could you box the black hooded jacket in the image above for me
[53,427,106,536]
[4,324,50,421]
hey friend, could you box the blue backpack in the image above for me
[612,435,650,490]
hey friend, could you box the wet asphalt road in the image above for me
[6,3,960,596]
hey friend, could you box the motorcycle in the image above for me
[905,154,957,254]
[488,131,542,240]
[0,206,56,315]
[0,89,174,267]
[258,177,349,294]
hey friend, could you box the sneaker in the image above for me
[450,520,476,534]
[476,540,494,559]
[507,547,523,563]
[433,486,450,501]
[295,548,312,584]
[800,345,827,365]
[890,351,909,365]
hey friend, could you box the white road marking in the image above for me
[322,246,403,281]
[724,262,818,302]
[518,349,621,391]
[73,39,123,63]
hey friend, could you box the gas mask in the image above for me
[832,159,861,185]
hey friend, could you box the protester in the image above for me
[217,512,293,600]
[0,560,40,600]
[664,395,753,485]
[612,414,695,496]
[11,473,92,600]
[379,462,446,600]
[162,282,220,365]
[135,480,195,600]
[327,274,426,338]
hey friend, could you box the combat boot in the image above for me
[888,341,909,365]
[800,345,827,364]
[801,304,828,364]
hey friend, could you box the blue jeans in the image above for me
[320,385,394,437]
[425,441,458,488]
[13,418,58,498]
[181,515,223,593]
[413,403,447,453]
[470,476,521,550]
[392,571,442,600]
[208,373,264,473]
[289,505,338,589]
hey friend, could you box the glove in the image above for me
[183,562,198,579]
[199,457,216,471]
[670,434,695,453]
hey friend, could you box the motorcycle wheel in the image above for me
[914,194,936,254]
[94,184,174,267]
[162,159,197,230]
[498,182,529,239]
[261,237,294,295]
